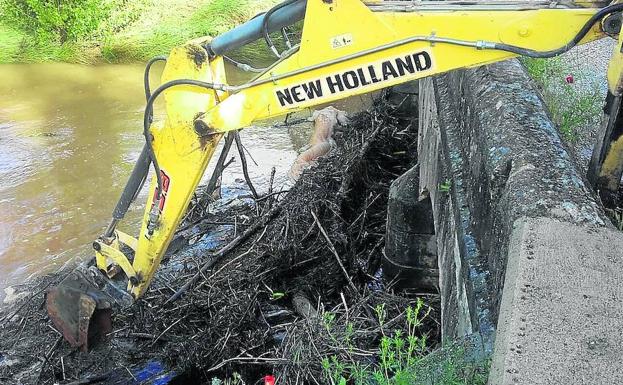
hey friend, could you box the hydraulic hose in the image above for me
[137,55,167,201]
[223,55,267,73]
[493,3,623,58]
[144,56,167,102]
[143,79,227,200]
[104,56,169,237]
[209,0,305,56]
[262,0,301,57]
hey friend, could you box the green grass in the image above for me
[0,23,23,62]
[522,56,565,86]
[0,23,79,63]
[522,57,602,142]
[0,0,279,64]
[101,0,279,63]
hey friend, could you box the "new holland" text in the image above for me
[275,50,433,107]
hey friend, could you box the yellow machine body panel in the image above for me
[200,0,603,132]
[128,45,227,297]
[133,0,606,297]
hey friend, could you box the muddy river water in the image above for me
[0,62,370,297]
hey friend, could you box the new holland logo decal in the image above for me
[275,49,434,108]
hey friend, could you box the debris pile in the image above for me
[0,91,441,385]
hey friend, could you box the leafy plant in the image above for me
[271,291,286,300]
[2,0,111,43]
[320,299,487,385]
[438,180,452,193]
[210,372,246,385]
[549,84,602,142]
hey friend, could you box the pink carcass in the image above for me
[288,107,348,181]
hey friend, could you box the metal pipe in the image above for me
[209,0,306,56]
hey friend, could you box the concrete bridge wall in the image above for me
[416,59,623,384]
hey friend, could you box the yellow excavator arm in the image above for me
[47,0,623,350]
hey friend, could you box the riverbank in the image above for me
[521,38,623,227]
[0,0,278,65]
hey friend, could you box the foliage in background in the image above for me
[522,57,603,142]
[320,300,489,385]
[101,0,278,63]
[0,23,23,62]
[0,0,278,64]
[1,0,110,43]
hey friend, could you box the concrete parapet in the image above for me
[490,218,623,385]
[417,58,613,359]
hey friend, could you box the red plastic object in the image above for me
[264,375,276,385]
[565,74,574,84]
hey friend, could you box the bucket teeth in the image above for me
[46,265,133,351]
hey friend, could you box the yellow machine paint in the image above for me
[588,16,623,202]
[198,1,603,132]
[48,0,623,350]
[94,44,228,298]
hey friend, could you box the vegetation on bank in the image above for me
[521,57,603,142]
[319,301,489,385]
[0,0,278,64]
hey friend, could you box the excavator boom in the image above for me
[47,0,623,350]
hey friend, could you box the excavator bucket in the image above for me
[46,265,133,351]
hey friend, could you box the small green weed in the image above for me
[320,299,488,385]
[550,85,602,142]
[521,57,565,86]
[438,180,452,193]
[210,372,245,385]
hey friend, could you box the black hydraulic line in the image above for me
[143,79,225,199]
[104,56,168,237]
[111,145,151,222]
[494,3,623,58]
[208,0,306,56]
[138,56,167,201]
[251,11,266,20]
[262,0,300,57]
[144,56,167,102]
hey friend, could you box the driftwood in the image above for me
[234,131,259,199]
[166,204,282,303]
[0,93,442,385]
[205,132,235,198]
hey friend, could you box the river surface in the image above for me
[0,62,368,297]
